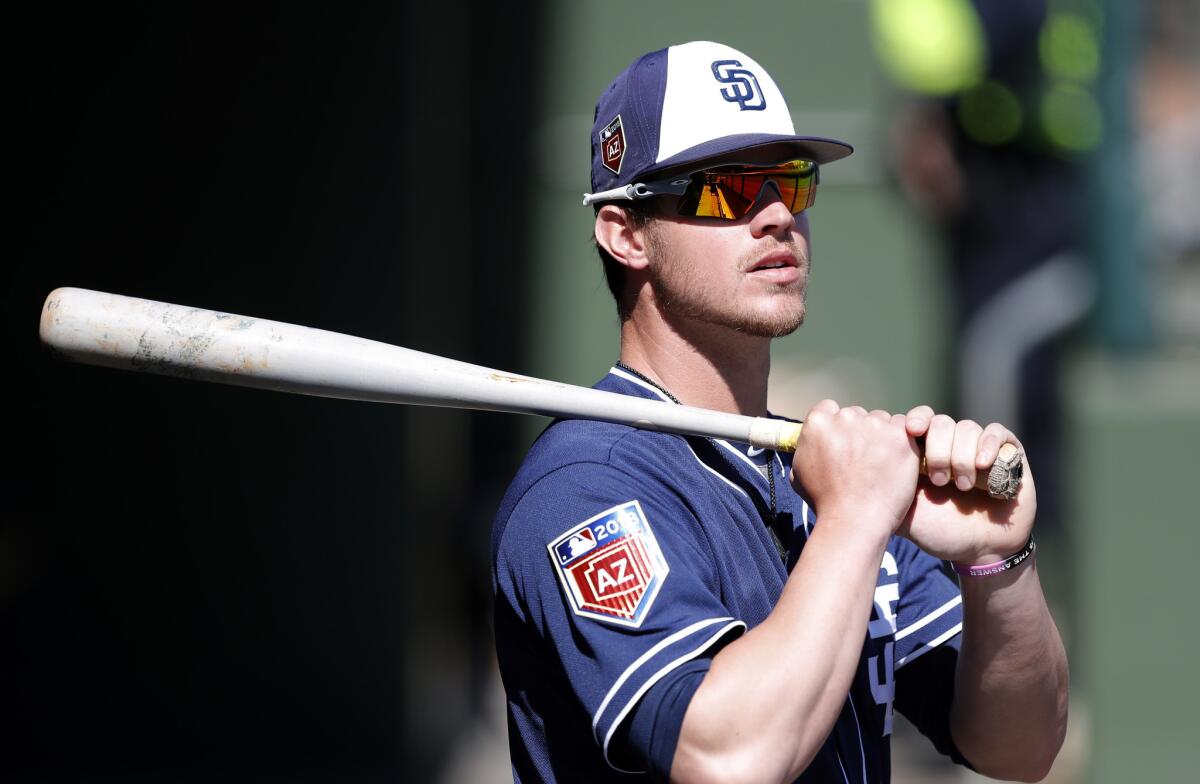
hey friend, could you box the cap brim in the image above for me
[650,133,853,177]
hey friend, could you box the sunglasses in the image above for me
[582,158,819,220]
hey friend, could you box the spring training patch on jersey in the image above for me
[547,500,668,628]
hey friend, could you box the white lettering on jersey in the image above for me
[868,551,899,736]
[869,582,899,639]
[869,642,895,736]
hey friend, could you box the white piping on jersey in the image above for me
[601,620,747,772]
[896,623,963,669]
[591,616,737,741]
[713,438,787,495]
[801,499,812,537]
[688,445,751,498]
[715,437,765,473]
[834,743,851,784]
[712,430,793,509]
[705,440,782,499]
[847,693,868,783]
[609,366,674,402]
[895,595,963,642]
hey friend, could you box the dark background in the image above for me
[7,3,541,780]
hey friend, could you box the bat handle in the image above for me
[755,420,1024,501]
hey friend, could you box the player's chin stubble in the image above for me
[647,235,809,338]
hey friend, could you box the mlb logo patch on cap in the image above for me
[548,500,669,628]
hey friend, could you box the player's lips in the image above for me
[746,250,802,284]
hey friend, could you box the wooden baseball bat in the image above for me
[38,287,1023,499]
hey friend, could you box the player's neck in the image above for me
[618,311,771,416]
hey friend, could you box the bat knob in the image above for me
[986,444,1024,501]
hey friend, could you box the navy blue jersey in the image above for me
[491,368,965,782]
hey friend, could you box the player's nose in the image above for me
[748,183,796,238]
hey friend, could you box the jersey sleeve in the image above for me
[893,541,963,669]
[891,540,971,765]
[494,460,745,773]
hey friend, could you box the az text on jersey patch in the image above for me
[547,500,668,628]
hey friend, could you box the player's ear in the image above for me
[594,205,652,271]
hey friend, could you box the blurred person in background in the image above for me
[1137,0,1200,338]
[872,0,1098,544]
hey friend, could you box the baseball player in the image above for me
[491,41,1068,783]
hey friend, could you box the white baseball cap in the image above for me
[585,41,853,206]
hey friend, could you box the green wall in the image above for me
[1068,353,1200,782]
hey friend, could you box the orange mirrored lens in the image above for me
[682,160,817,219]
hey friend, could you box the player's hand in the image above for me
[896,406,1037,564]
[789,400,920,538]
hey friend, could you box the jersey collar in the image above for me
[600,366,786,477]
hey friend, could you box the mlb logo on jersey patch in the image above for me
[548,500,668,628]
[599,115,626,174]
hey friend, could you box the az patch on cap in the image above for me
[599,115,626,174]
[548,500,668,628]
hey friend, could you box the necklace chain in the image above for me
[614,361,681,404]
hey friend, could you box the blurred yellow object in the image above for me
[869,0,986,95]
